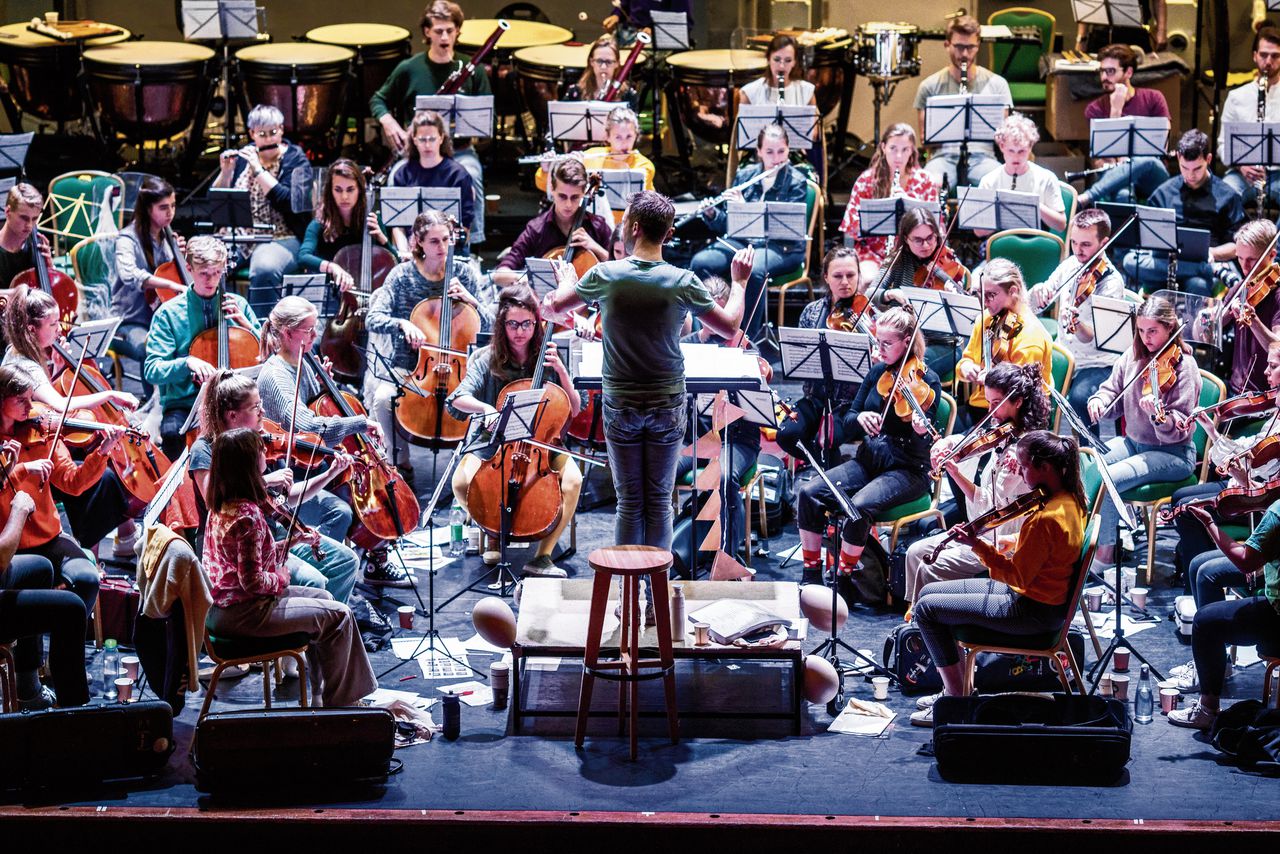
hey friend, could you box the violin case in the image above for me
[932,693,1131,784]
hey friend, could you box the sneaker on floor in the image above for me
[523,555,567,578]
[112,532,138,559]
[1169,663,1199,693]
[644,601,656,627]
[916,690,945,711]
[1169,660,1195,679]
[1168,699,1217,730]
[910,705,935,727]
[19,685,55,711]
[363,562,414,588]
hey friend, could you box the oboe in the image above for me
[1259,74,1269,216]
[959,60,969,94]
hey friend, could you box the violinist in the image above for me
[535,107,655,224]
[203,427,376,708]
[390,112,477,252]
[0,184,52,301]
[143,235,260,460]
[365,210,491,473]
[211,104,313,316]
[446,285,582,578]
[690,123,810,342]
[563,35,637,108]
[976,113,1067,236]
[775,247,866,464]
[955,258,1052,428]
[909,431,1087,727]
[906,362,1050,604]
[112,176,183,402]
[191,370,362,605]
[1027,209,1125,434]
[299,159,391,294]
[879,207,969,308]
[1086,295,1200,570]
[370,1,489,242]
[0,364,126,613]
[794,307,940,584]
[1214,219,1280,395]
[838,123,938,283]
[492,158,611,288]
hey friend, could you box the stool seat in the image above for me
[588,545,674,578]
[208,632,310,659]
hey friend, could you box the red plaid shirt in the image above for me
[205,499,290,608]
[838,167,938,263]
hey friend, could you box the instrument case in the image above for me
[932,693,1131,784]
[193,707,396,792]
[0,700,174,790]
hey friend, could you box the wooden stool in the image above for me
[575,545,680,760]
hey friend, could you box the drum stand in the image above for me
[183,39,250,182]
[834,74,904,176]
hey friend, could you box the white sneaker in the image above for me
[1168,699,1217,730]
[1170,663,1199,693]
[910,705,935,727]
[916,690,945,711]
[1169,660,1195,679]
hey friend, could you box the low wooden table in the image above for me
[511,579,805,735]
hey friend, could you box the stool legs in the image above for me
[574,570,613,748]
[648,572,680,747]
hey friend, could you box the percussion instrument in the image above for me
[513,42,592,134]
[235,43,354,140]
[83,41,215,141]
[0,21,129,122]
[305,24,411,109]
[746,28,852,117]
[458,19,572,119]
[855,22,920,80]
[666,49,767,146]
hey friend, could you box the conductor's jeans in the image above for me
[602,393,685,551]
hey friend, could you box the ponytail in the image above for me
[199,370,258,440]
[1016,430,1086,511]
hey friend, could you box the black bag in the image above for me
[886,518,944,608]
[754,453,793,537]
[0,701,174,790]
[883,622,1088,695]
[882,622,943,694]
[933,693,1132,783]
[1211,700,1280,775]
[193,707,396,792]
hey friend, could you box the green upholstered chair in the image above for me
[986,229,1066,292]
[42,170,124,262]
[1049,341,1076,432]
[988,8,1055,109]
[772,178,824,330]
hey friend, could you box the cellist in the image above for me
[0,184,52,292]
[143,235,260,459]
[446,285,582,578]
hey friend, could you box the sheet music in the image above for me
[778,327,875,383]
[1090,294,1135,354]
[923,93,1006,145]
[575,342,762,385]
[734,103,819,151]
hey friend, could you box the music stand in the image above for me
[956,186,1041,232]
[547,100,612,145]
[282,272,330,317]
[924,93,1005,187]
[414,94,495,139]
[0,178,14,220]
[1090,117,1171,200]
[650,10,690,50]
[67,317,122,359]
[182,0,264,168]
[597,168,648,211]
[1090,294,1137,355]
[524,257,562,299]
[858,197,943,240]
[0,133,33,178]
[726,200,808,347]
[734,103,819,152]
[1071,0,1144,29]
[1224,120,1280,217]
[204,188,260,271]
[778,326,873,474]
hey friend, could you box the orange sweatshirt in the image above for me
[970,492,1086,606]
[0,425,108,549]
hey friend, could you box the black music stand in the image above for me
[902,284,981,381]
[0,133,33,181]
[734,103,820,153]
[1089,116,1171,202]
[1223,120,1280,219]
[1097,201,1180,291]
[725,199,809,350]
[923,93,1004,188]
[956,186,1041,233]
[414,94,496,140]
[180,0,263,176]
[547,100,612,147]
[361,342,431,488]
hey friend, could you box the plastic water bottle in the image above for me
[449,502,466,557]
[101,638,120,700]
[669,584,687,641]
[1134,663,1154,724]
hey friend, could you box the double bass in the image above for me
[12,231,77,329]
[320,169,395,383]
[466,320,570,541]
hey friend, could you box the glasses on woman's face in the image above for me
[504,319,535,332]
[907,235,936,248]
[414,135,441,145]
[592,58,617,67]
[252,127,283,139]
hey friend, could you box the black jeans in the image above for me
[0,554,88,707]
[796,450,928,547]
[1172,480,1226,586]
[161,406,192,462]
[774,396,852,464]
[1193,596,1280,695]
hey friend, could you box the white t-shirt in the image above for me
[1030,255,1125,370]
[739,77,816,106]
[979,161,1065,225]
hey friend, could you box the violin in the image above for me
[396,218,479,447]
[877,354,938,439]
[259,418,342,472]
[923,486,1050,564]
[1062,257,1106,336]
[11,231,77,330]
[189,275,260,373]
[929,420,1016,480]
[303,351,420,550]
[982,308,1024,370]
[544,172,604,281]
[1158,475,1280,523]
[911,246,966,291]
[826,295,873,334]
[1235,262,1280,327]
[320,168,396,384]
[265,492,326,564]
[1141,345,1183,425]
[152,227,192,308]
[466,319,570,541]
[1190,387,1277,423]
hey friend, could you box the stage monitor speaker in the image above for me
[771,0,812,30]
[1165,0,1197,68]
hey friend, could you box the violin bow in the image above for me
[1042,213,1136,307]
[44,335,94,462]
[918,193,965,292]
[277,345,309,549]
[1106,319,1186,405]
[851,241,902,330]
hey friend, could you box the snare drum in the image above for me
[459,19,572,119]
[513,43,592,135]
[856,22,920,80]
[236,43,354,140]
[84,41,215,140]
[666,50,767,146]
[0,21,129,122]
[305,23,411,108]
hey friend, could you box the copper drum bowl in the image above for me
[0,22,130,123]
[235,43,354,140]
[513,43,591,139]
[457,18,571,119]
[803,41,851,117]
[666,49,767,146]
[83,41,215,140]
[305,23,411,110]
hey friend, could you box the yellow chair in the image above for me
[874,391,958,553]
[196,628,310,723]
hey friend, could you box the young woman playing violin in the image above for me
[775,247,868,464]
[1215,219,1280,396]
[0,364,127,612]
[203,427,376,708]
[190,370,360,607]
[446,285,582,578]
[838,123,938,284]
[1086,294,1201,570]
[1027,208,1124,436]
[910,431,1088,727]
[794,307,941,583]
[298,158,391,294]
[905,362,1050,603]
[955,258,1053,429]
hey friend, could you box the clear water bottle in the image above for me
[1134,663,1153,724]
[449,502,466,557]
[101,638,120,700]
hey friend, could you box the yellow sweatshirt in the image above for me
[971,492,1086,606]
[957,307,1053,409]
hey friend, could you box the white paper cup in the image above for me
[485,194,501,215]
[1084,587,1103,612]
[1110,673,1130,700]
[1129,587,1148,609]
[693,621,710,645]
[1160,687,1180,714]
[871,676,889,701]
[114,677,133,703]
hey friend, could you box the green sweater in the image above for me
[369,51,492,124]
[143,289,261,411]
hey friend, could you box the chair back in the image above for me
[43,171,124,256]
[985,229,1065,289]
[1078,447,1103,516]
[1049,182,1078,243]
[1196,369,1226,475]
[1049,341,1075,431]
[988,8,1055,84]
[934,390,957,438]
[1056,517,1100,643]
[69,233,119,321]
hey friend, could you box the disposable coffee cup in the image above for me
[1160,687,1180,714]
[45,12,59,24]
[1099,673,1113,697]
[871,676,889,701]
[490,660,510,710]
[1113,646,1131,672]
[485,194,500,215]
[1110,673,1130,700]
[398,605,414,629]
[693,621,710,646]
[1129,587,1148,610]
[1122,568,1136,593]
[121,655,140,680]
[1084,587,1103,612]
[468,527,482,554]
[114,677,133,703]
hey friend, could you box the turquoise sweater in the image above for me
[143,288,261,411]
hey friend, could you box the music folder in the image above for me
[858,197,942,237]
[734,103,818,151]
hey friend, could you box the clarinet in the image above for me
[776,73,786,104]
[891,168,903,197]
[959,61,969,94]
[1259,74,1269,217]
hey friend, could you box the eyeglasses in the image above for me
[504,319,536,331]
[252,127,283,138]
[592,58,617,66]
[1099,66,1124,77]
[907,235,936,247]
[413,136,441,144]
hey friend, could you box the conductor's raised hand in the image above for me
[730,245,755,284]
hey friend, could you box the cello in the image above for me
[320,169,396,383]
[152,227,191,308]
[544,171,604,280]
[396,217,478,447]
[466,319,570,541]
[11,231,78,330]
[188,274,260,371]
[302,351,420,549]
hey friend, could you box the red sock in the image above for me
[838,547,864,575]
[802,548,822,569]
